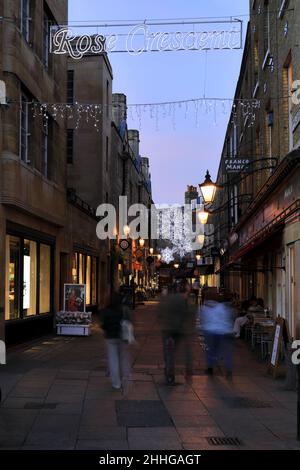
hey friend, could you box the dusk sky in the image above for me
[68,0,249,204]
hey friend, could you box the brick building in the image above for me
[211,0,300,338]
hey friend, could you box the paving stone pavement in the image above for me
[0,299,299,450]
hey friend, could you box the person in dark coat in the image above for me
[101,293,130,389]
[158,283,196,385]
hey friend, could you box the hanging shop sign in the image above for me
[224,158,250,173]
[210,247,221,257]
[119,239,131,251]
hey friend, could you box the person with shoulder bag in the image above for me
[101,293,131,390]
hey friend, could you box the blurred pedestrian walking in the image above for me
[201,293,234,380]
[101,293,131,390]
[158,282,196,385]
[191,278,200,304]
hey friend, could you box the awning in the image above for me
[231,199,300,262]
[215,262,273,275]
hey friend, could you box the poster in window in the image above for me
[64,284,86,312]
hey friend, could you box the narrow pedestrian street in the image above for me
[0,300,298,451]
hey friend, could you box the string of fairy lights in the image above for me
[25,97,261,132]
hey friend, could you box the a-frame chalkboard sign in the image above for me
[269,316,291,378]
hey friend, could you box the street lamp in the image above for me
[157,254,161,261]
[197,210,209,225]
[149,247,154,255]
[199,170,218,204]
[196,254,201,261]
[174,263,179,269]
[139,238,145,248]
[197,234,205,245]
[123,225,130,237]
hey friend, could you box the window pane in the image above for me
[86,256,91,305]
[41,115,48,176]
[20,94,28,162]
[79,253,84,284]
[5,236,21,320]
[23,239,37,317]
[39,244,51,314]
[67,70,74,104]
[72,253,78,283]
[92,258,97,305]
[43,13,50,68]
[67,129,74,164]
[21,0,30,41]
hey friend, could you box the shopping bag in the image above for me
[121,319,136,344]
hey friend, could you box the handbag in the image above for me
[121,319,136,344]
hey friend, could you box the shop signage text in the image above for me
[50,20,242,59]
[224,158,250,173]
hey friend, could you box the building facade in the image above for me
[0,0,68,344]
[0,2,153,344]
[211,0,300,338]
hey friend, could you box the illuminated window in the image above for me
[5,236,21,320]
[23,239,37,317]
[92,257,97,305]
[40,244,51,313]
[72,253,78,283]
[5,234,53,321]
[79,253,84,284]
[86,256,91,305]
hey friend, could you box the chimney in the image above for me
[184,185,198,205]
[141,157,150,178]
[112,93,127,131]
[128,129,140,159]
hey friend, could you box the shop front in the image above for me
[70,250,99,311]
[229,150,300,339]
[4,222,55,344]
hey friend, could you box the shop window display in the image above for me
[40,244,51,314]
[5,234,53,320]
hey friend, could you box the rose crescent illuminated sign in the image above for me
[50,20,243,59]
